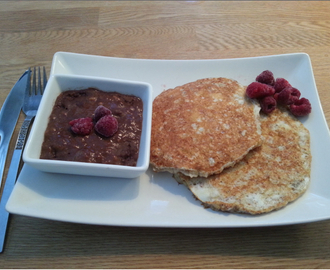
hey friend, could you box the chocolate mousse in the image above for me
[40,88,143,166]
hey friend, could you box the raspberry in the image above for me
[274,78,291,93]
[94,105,112,122]
[246,82,275,99]
[277,87,301,105]
[69,117,93,136]
[259,96,277,114]
[289,98,312,117]
[256,70,275,86]
[94,115,118,137]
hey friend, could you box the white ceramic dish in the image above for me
[23,74,153,178]
[6,52,330,228]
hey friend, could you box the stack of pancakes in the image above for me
[150,78,311,215]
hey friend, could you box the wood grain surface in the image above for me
[1,1,330,268]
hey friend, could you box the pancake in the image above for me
[174,108,311,214]
[150,78,262,178]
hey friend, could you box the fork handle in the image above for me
[0,115,34,253]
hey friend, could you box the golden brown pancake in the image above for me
[174,108,311,214]
[150,78,262,178]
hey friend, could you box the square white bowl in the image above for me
[23,74,153,178]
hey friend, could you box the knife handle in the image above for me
[0,115,33,253]
[0,137,12,192]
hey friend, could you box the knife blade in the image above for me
[0,70,29,189]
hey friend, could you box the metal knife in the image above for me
[0,119,32,253]
[0,70,29,189]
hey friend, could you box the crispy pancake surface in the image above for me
[150,78,262,177]
[175,108,311,215]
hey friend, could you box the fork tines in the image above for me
[29,66,48,95]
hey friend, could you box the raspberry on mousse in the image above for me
[69,117,94,136]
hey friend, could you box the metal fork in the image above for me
[0,66,47,253]
[24,66,47,125]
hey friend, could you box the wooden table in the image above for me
[1,1,330,268]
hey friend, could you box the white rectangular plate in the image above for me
[6,52,330,227]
